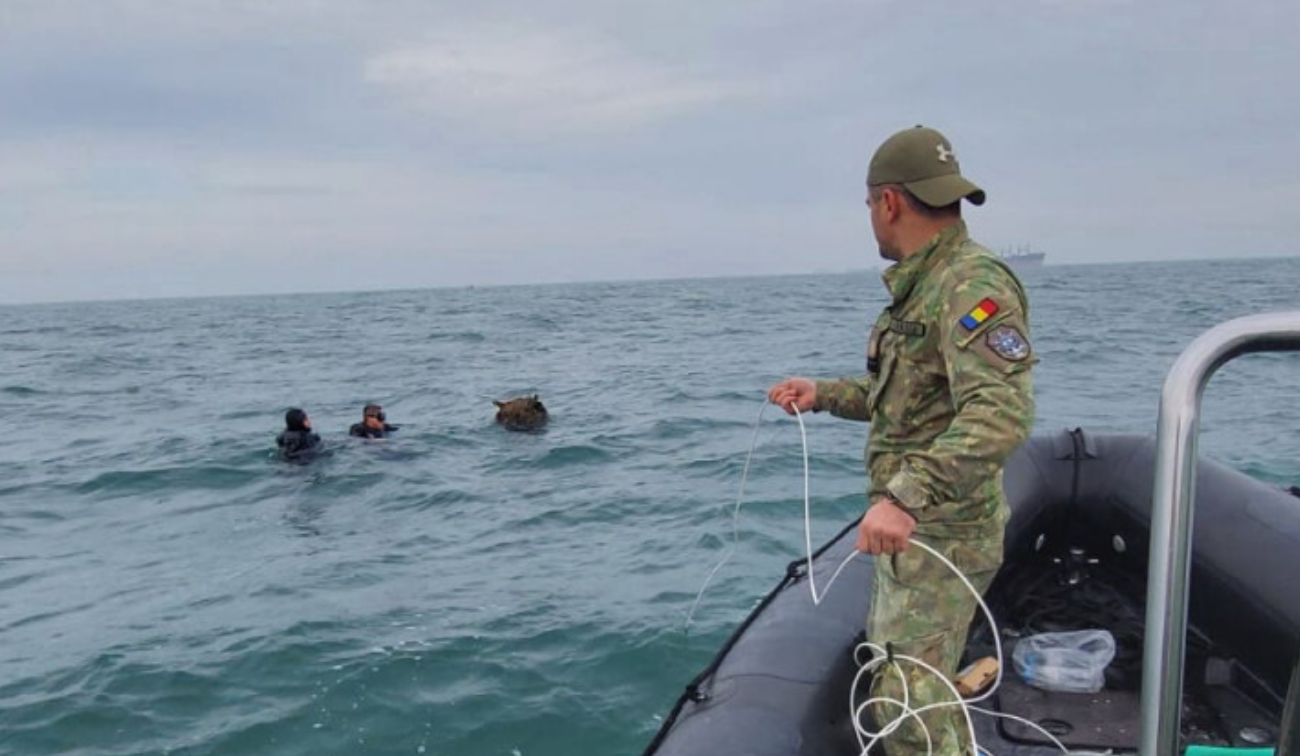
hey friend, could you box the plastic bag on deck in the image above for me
[1012,629,1116,693]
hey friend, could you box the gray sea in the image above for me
[1,257,1298,756]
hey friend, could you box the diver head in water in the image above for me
[285,408,311,431]
[277,407,322,459]
[349,403,399,439]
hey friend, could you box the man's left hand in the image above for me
[855,497,916,555]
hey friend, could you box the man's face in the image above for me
[365,409,384,428]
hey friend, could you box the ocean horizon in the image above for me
[5,253,1298,309]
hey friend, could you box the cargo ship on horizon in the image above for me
[1000,245,1046,270]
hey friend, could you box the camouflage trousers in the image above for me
[866,532,1003,756]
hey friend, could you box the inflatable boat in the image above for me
[641,428,1300,756]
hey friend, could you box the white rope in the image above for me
[846,538,997,756]
[691,397,1118,756]
[683,402,770,631]
[844,539,1115,756]
[791,404,859,605]
[783,402,1095,756]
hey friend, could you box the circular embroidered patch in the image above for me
[986,325,1030,361]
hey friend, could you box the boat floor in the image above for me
[830,663,1277,755]
[839,555,1285,755]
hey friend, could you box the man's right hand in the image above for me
[766,378,817,415]
[855,497,916,555]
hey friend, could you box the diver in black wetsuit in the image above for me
[349,404,399,439]
[277,408,322,459]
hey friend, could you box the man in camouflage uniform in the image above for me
[768,125,1036,756]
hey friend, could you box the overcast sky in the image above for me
[1,0,1297,303]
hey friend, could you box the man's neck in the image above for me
[894,218,962,261]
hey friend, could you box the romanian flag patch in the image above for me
[959,298,999,331]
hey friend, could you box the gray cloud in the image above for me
[1,0,1297,303]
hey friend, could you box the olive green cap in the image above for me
[867,125,986,207]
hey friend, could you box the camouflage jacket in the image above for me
[815,222,1036,538]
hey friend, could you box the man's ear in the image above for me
[882,186,902,220]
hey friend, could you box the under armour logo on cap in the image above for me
[936,144,955,163]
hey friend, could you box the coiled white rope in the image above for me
[848,536,997,756]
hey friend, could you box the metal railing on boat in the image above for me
[1142,310,1300,756]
